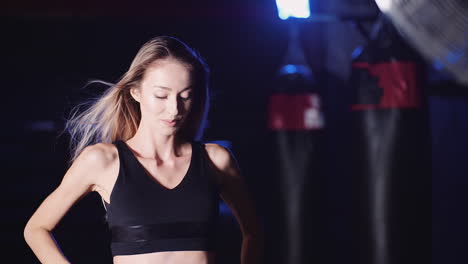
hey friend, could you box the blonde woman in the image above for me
[24,36,263,264]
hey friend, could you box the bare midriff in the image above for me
[113,250,216,264]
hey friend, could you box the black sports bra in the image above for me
[103,140,220,256]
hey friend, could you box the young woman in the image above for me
[24,36,263,264]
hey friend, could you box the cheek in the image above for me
[184,100,193,111]
[182,100,193,116]
[140,97,165,113]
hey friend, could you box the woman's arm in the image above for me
[23,144,116,264]
[205,144,264,264]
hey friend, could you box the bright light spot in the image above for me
[375,0,393,12]
[276,0,311,20]
[279,64,313,78]
[283,64,298,74]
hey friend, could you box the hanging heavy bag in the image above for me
[350,16,431,264]
[267,24,326,264]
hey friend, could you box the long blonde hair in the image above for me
[64,36,210,163]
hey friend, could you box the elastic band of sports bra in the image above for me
[110,222,213,243]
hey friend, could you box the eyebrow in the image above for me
[153,85,192,92]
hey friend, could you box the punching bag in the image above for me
[350,16,431,264]
[267,23,325,264]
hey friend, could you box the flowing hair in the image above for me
[64,36,210,163]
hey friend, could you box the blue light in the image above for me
[283,64,297,74]
[219,201,232,216]
[279,64,313,77]
[446,49,464,64]
[276,0,311,20]
[432,59,444,70]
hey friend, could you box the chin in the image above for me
[159,127,180,136]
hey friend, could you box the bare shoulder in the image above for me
[77,142,118,167]
[204,143,236,171]
[204,143,242,190]
[64,142,119,186]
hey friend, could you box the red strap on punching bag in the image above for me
[268,93,324,131]
[351,61,421,110]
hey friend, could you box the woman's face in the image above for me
[132,57,193,136]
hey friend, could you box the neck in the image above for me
[126,122,187,162]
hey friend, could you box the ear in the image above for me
[130,87,141,103]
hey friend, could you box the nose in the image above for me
[167,96,183,117]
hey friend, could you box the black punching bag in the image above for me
[267,23,325,264]
[350,16,431,264]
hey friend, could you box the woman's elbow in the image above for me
[23,221,36,244]
[23,220,47,244]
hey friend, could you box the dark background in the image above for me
[2,0,467,263]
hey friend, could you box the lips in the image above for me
[161,119,180,126]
